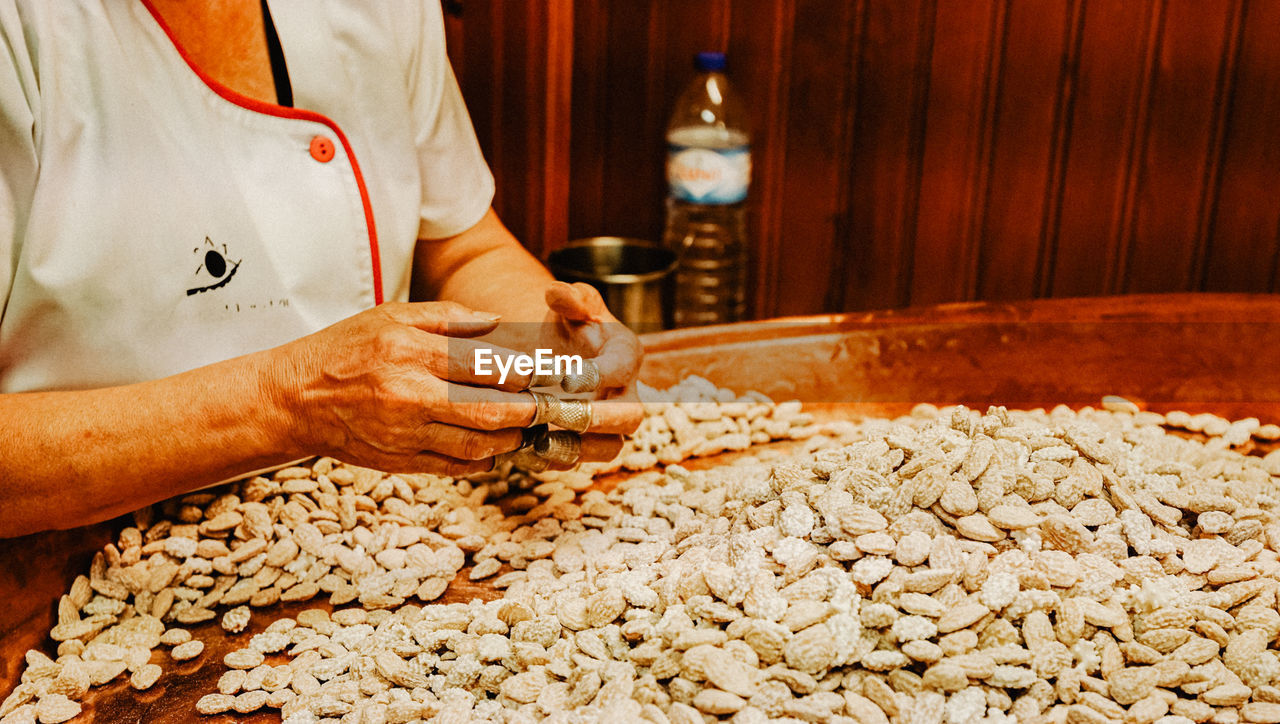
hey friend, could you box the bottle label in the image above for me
[667,144,751,204]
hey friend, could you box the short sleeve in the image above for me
[408,1,494,240]
[0,1,37,321]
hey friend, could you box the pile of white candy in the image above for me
[0,378,822,723]
[5,386,1280,724]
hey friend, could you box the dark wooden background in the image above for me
[442,0,1280,319]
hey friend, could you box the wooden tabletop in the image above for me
[3,292,1279,721]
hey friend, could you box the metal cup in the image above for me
[548,237,677,331]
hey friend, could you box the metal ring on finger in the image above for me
[525,370,563,389]
[493,425,550,473]
[551,398,591,433]
[525,390,556,427]
[560,359,601,394]
[524,391,592,433]
[533,429,582,467]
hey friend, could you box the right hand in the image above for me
[267,302,625,475]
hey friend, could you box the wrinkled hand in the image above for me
[270,301,625,474]
[542,282,644,434]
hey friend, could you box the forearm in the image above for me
[412,209,555,326]
[438,244,554,323]
[0,350,299,537]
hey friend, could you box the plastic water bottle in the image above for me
[663,51,751,327]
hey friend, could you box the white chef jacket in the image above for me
[0,0,495,393]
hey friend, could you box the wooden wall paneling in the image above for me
[823,0,866,316]
[1104,3,1163,295]
[1035,0,1086,298]
[1123,0,1238,294]
[729,0,792,318]
[538,1,574,254]
[447,2,501,210]
[909,0,1005,306]
[1049,1,1159,297]
[498,1,574,258]
[766,0,861,317]
[1190,0,1243,291]
[447,2,573,259]
[654,0,733,115]
[974,0,1074,302]
[1205,0,1280,293]
[589,1,666,244]
[568,1,609,242]
[575,3,664,244]
[840,0,936,312]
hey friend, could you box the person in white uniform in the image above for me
[0,0,643,537]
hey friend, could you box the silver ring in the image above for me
[526,391,554,427]
[494,426,550,472]
[561,359,601,394]
[549,399,592,433]
[526,370,562,389]
[496,447,547,475]
[504,448,550,473]
[533,430,582,467]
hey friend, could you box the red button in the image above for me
[309,136,335,163]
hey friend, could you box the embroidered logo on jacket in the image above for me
[187,237,241,296]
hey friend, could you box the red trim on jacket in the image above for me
[139,0,384,305]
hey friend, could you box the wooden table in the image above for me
[3,293,1278,721]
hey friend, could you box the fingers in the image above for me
[545,282,643,391]
[420,334,543,392]
[518,389,642,435]
[418,423,525,460]
[430,383,537,430]
[547,283,609,353]
[543,433,625,471]
[580,433,624,464]
[591,331,644,391]
[380,301,501,338]
[318,300,642,475]
[546,281,610,323]
[417,324,640,416]
[432,383,641,435]
[354,432,624,477]
[414,433,621,474]
[392,302,631,394]
[367,450,494,478]
[581,394,644,435]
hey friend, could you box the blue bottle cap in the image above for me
[695,51,726,72]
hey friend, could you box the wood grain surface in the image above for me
[2,293,1278,720]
